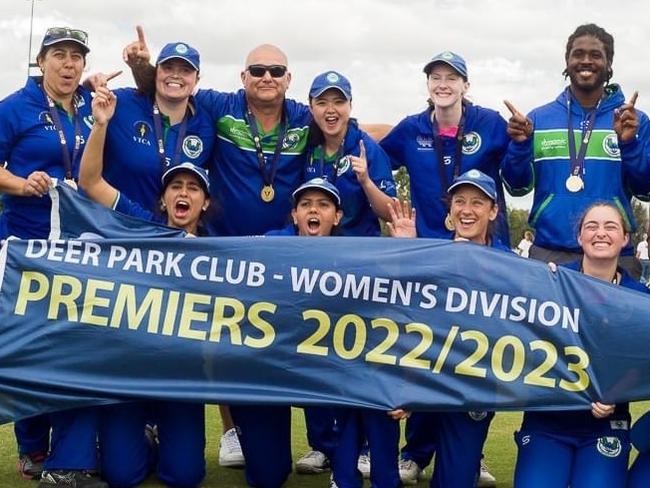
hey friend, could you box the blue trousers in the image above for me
[16,408,100,470]
[401,411,437,468]
[330,408,400,488]
[230,405,292,488]
[99,402,205,488]
[514,428,629,488]
[304,406,338,458]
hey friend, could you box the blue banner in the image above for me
[0,183,649,424]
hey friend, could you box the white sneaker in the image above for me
[476,459,496,488]
[357,453,370,479]
[399,459,424,486]
[295,450,330,474]
[218,428,245,468]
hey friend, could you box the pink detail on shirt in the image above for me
[438,127,458,137]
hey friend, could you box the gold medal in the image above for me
[565,175,584,193]
[63,178,78,191]
[261,185,275,202]
[444,213,455,231]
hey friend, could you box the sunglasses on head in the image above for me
[247,64,287,78]
[44,27,89,46]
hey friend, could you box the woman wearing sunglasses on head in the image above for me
[79,85,210,488]
[0,27,108,488]
[513,201,649,488]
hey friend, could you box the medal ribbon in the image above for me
[44,90,81,181]
[432,103,466,192]
[247,107,287,189]
[567,89,601,179]
[152,103,190,175]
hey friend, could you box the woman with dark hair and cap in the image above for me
[0,27,108,488]
[294,71,398,482]
[513,201,648,488]
[78,85,209,488]
[379,51,508,487]
[387,169,509,488]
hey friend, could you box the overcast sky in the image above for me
[2,0,649,210]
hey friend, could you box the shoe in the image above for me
[38,470,108,488]
[329,473,339,488]
[399,459,424,486]
[476,459,497,488]
[357,453,370,478]
[219,427,245,468]
[17,452,46,480]
[295,450,330,474]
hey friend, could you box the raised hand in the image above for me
[84,70,122,92]
[504,100,533,142]
[122,25,151,68]
[386,199,416,238]
[349,139,369,185]
[614,91,639,143]
[91,86,117,126]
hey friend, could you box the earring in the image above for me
[160,202,167,211]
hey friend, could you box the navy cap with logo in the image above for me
[156,42,200,71]
[423,51,468,80]
[292,177,341,208]
[309,71,352,101]
[161,162,210,196]
[41,27,90,54]
[447,169,496,201]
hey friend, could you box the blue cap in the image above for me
[292,177,341,207]
[156,42,200,71]
[41,27,89,54]
[161,162,210,196]
[423,51,468,79]
[447,169,496,201]
[309,71,352,100]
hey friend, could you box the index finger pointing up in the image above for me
[503,99,519,117]
[136,25,146,44]
[629,91,639,107]
[359,139,366,159]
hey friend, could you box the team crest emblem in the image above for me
[326,72,340,83]
[83,115,94,130]
[335,155,351,176]
[175,43,188,54]
[182,136,203,159]
[596,437,622,458]
[134,121,152,138]
[441,51,454,60]
[282,132,300,150]
[468,411,488,421]
[602,133,620,158]
[462,132,481,155]
[416,135,433,148]
[39,111,54,127]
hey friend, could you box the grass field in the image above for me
[1,403,647,487]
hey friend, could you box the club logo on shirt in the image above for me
[416,135,433,149]
[468,411,488,421]
[462,132,481,155]
[83,115,94,130]
[39,111,56,130]
[182,136,203,159]
[520,435,531,446]
[132,121,152,146]
[282,132,301,150]
[602,133,620,158]
[596,436,622,458]
[336,155,351,176]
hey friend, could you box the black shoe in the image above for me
[38,470,108,488]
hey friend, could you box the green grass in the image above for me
[1,403,648,487]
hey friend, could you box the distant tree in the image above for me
[507,207,532,248]
[393,167,411,202]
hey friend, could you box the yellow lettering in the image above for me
[15,272,49,315]
[80,279,114,326]
[209,297,244,344]
[48,275,82,321]
[244,301,276,348]
[111,285,163,333]
[178,293,210,341]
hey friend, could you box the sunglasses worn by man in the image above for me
[247,64,287,78]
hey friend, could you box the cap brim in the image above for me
[43,38,90,54]
[423,60,466,78]
[447,181,495,200]
[293,184,341,206]
[156,55,199,71]
[310,85,351,101]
